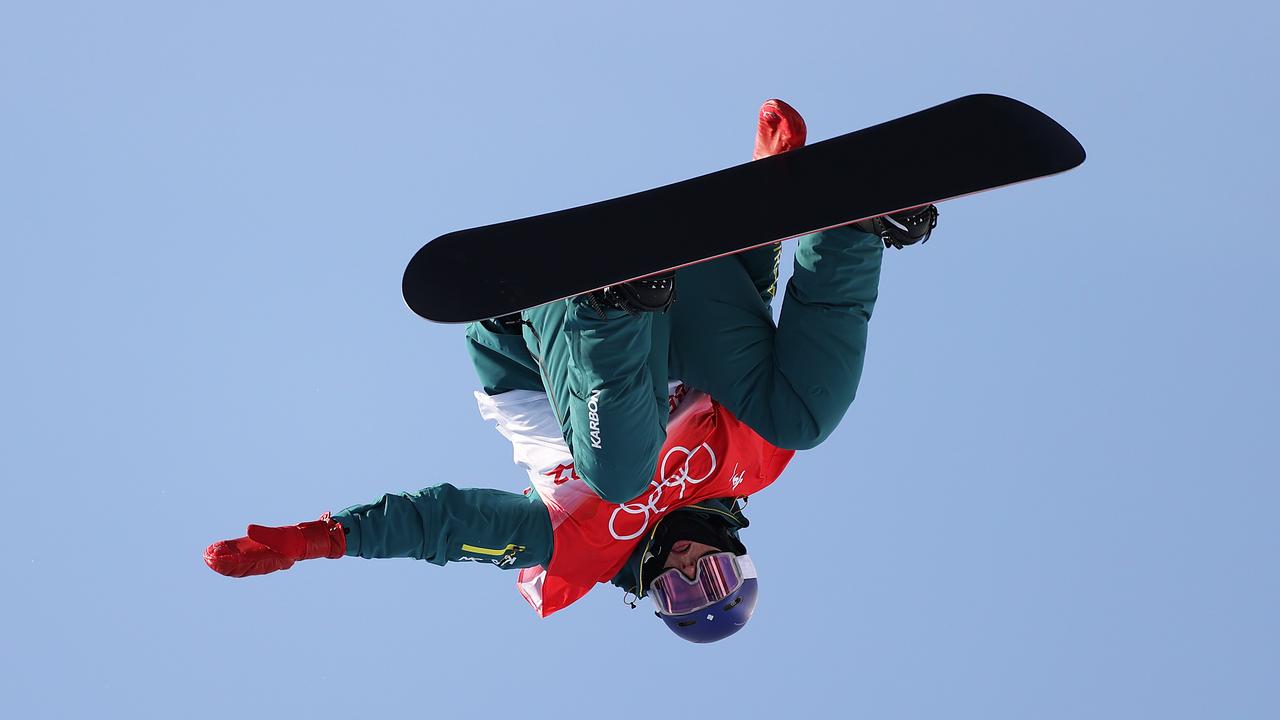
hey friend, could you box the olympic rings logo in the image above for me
[608,443,717,541]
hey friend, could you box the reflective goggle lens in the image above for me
[648,552,754,616]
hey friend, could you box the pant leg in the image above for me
[733,240,784,305]
[523,299,670,504]
[464,320,545,396]
[669,225,883,449]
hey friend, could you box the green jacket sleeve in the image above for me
[333,484,553,570]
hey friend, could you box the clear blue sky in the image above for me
[2,2,1276,718]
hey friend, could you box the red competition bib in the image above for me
[516,390,794,617]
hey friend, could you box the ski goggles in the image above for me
[648,552,757,616]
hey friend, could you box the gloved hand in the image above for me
[204,512,346,578]
[753,98,807,160]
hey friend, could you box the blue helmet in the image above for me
[656,577,758,643]
[649,552,759,643]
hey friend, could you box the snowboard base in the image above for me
[403,94,1085,323]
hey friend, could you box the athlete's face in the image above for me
[663,540,722,580]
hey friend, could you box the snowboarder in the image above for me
[205,99,938,643]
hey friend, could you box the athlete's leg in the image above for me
[669,225,883,449]
[464,320,545,396]
[732,241,784,306]
[522,299,670,503]
[730,97,804,309]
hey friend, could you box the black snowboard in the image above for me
[403,94,1085,323]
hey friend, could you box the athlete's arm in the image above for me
[204,484,553,577]
[336,484,551,568]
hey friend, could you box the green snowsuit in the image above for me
[335,227,883,585]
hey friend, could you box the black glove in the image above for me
[855,204,938,249]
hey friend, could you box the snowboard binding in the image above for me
[856,204,939,249]
[582,271,677,318]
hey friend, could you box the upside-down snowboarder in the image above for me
[205,99,939,643]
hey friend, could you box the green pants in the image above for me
[464,226,883,504]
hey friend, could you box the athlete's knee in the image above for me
[583,465,655,504]
[765,424,830,451]
[572,438,661,504]
[756,398,845,451]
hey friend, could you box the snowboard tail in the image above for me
[403,94,1085,323]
